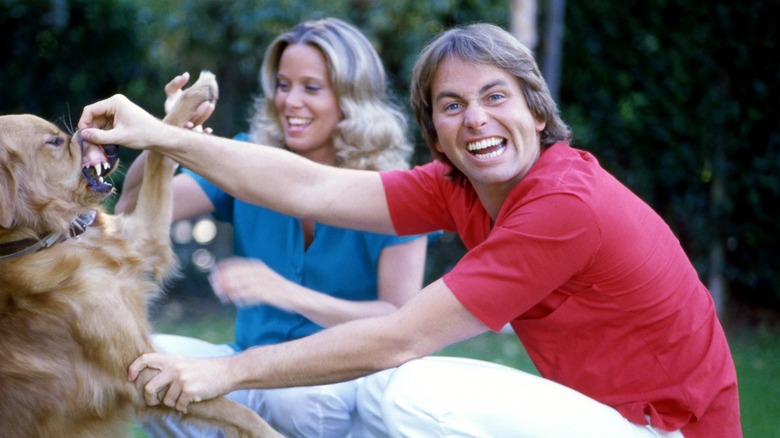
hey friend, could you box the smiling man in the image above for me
[79,23,740,438]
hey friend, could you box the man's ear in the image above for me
[434,139,444,154]
[0,152,17,229]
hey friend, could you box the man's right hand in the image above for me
[78,94,166,150]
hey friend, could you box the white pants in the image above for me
[355,356,684,438]
[142,337,684,438]
[140,334,360,438]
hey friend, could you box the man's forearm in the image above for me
[228,315,415,390]
[146,126,394,234]
[145,127,315,219]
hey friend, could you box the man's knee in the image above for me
[263,382,357,437]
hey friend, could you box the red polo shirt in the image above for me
[381,143,741,437]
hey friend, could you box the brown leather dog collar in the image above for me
[0,210,97,262]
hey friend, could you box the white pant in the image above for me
[142,337,684,438]
[355,356,684,438]
[140,334,360,438]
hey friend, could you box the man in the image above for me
[79,23,740,437]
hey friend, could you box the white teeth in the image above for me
[475,149,503,159]
[94,165,102,177]
[103,163,110,171]
[467,137,503,152]
[98,176,104,184]
[288,117,311,126]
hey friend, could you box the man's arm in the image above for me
[128,278,490,412]
[79,95,395,234]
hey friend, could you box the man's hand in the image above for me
[128,352,234,413]
[78,94,166,150]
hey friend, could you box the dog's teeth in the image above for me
[103,163,110,171]
[94,165,102,177]
[98,176,104,184]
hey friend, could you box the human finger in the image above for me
[128,352,166,381]
[208,265,230,303]
[164,72,190,98]
[127,352,172,407]
[78,95,119,130]
[189,101,215,127]
[177,394,202,414]
[160,378,181,410]
[140,357,187,408]
[163,73,188,116]
[79,95,164,150]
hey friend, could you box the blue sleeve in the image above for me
[181,168,234,222]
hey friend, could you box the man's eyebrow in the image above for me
[434,79,509,103]
[434,90,460,103]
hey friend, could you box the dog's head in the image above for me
[0,114,119,233]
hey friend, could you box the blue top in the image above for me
[183,135,422,350]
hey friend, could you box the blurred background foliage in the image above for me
[1,0,778,319]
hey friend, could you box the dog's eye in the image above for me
[47,136,65,147]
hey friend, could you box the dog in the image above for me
[0,72,281,437]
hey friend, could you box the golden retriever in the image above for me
[0,72,281,437]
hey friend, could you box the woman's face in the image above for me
[274,43,341,164]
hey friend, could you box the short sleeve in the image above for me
[443,192,601,331]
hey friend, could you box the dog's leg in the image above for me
[187,398,284,438]
[129,73,282,436]
[134,366,283,438]
[129,71,218,281]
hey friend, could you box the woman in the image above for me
[116,18,428,437]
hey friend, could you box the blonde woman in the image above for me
[116,18,428,437]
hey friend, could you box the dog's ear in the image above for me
[0,149,17,228]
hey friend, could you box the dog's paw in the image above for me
[164,71,219,127]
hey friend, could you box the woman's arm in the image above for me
[113,151,148,214]
[209,237,428,326]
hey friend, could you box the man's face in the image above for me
[431,56,545,194]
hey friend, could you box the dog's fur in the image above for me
[0,73,280,437]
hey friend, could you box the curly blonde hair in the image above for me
[248,18,412,171]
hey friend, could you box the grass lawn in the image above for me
[136,298,778,437]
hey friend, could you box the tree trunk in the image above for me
[708,143,727,315]
[541,0,566,102]
[510,0,538,51]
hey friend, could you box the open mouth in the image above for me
[285,116,313,132]
[467,137,507,159]
[81,144,119,193]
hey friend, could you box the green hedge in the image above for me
[2,0,777,310]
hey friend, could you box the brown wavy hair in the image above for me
[410,23,571,181]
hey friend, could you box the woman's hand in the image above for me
[209,257,293,309]
[165,72,214,134]
[128,352,234,413]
